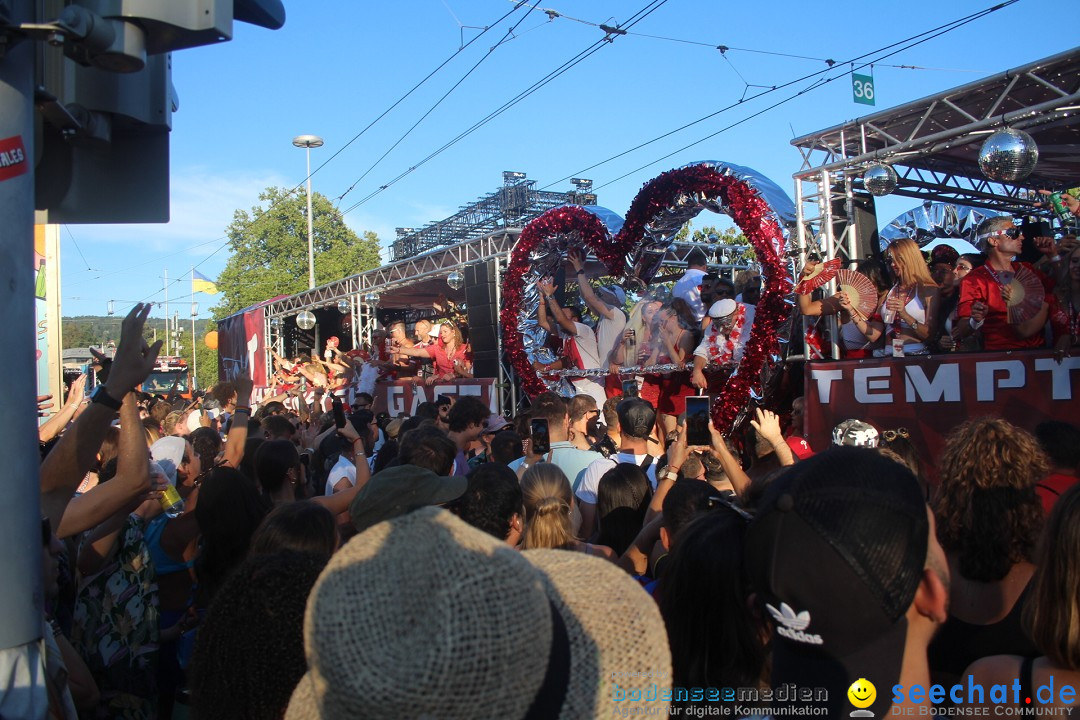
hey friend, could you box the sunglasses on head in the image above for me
[707,494,754,522]
[882,428,910,443]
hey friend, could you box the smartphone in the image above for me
[530,418,550,455]
[684,396,712,447]
[621,379,639,398]
[331,395,347,429]
[82,363,97,393]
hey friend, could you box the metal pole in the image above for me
[0,0,48,657]
[305,147,315,290]
[163,267,169,355]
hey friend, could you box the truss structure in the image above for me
[788,48,1080,358]
[390,175,582,261]
[792,47,1080,262]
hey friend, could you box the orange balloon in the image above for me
[204,331,218,349]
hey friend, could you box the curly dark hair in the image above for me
[450,464,523,541]
[189,551,326,720]
[188,426,221,478]
[933,418,1046,582]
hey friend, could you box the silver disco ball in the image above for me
[363,292,379,306]
[978,128,1039,183]
[269,316,281,328]
[296,310,316,330]
[337,299,350,314]
[447,270,465,290]
[863,163,898,196]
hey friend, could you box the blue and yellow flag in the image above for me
[192,270,218,295]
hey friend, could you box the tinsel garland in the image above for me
[500,165,791,434]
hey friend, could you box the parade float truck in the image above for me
[140,356,193,400]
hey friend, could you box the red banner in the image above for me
[804,350,1080,477]
[217,307,268,386]
[371,378,497,417]
[0,135,28,182]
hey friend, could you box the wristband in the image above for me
[90,386,123,411]
[234,405,252,415]
[969,318,984,330]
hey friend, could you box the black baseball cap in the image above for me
[744,447,929,717]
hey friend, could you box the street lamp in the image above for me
[292,134,324,289]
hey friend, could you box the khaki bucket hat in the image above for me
[285,506,671,719]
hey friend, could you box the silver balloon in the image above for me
[363,292,379,306]
[978,128,1038,183]
[447,270,465,290]
[296,310,316,330]
[879,201,1004,251]
[863,163,898,197]
[337,299,350,314]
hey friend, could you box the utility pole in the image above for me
[163,268,169,355]
[0,0,48,691]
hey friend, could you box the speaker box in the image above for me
[831,185,880,260]
[464,260,500,379]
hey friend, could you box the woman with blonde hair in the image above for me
[878,237,940,356]
[394,321,472,382]
[520,463,616,560]
[928,417,1045,686]
[963,483,1080,713]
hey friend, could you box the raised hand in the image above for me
[102,304,163,399]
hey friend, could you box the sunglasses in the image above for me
[991,227,1022,240]
[41,517,52,546]
[707,494,754,522]
[882,428,910,442]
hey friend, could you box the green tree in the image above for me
[212,187,382,319]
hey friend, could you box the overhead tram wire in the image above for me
[338,0,670,217]
[541,0,1019,192]
[330,1,535,204]
[83,3,531,302]
[333,0,542,206]
[589,0,1017,192]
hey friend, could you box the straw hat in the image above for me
[285,507,671,719]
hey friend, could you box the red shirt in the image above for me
[425,342,470,376]
[957,262,1051,351]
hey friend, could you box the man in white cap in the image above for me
[690,298,755,389]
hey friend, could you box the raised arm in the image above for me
[57,391,153,538]
[38,374,87,443]
[569,252,615,320]
[538,279,578,335]
[220,375,253,468]
[41,304,161,534]
[708,424,751,499]
[750,408,794,467]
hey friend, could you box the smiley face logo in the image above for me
[848,678,876,714]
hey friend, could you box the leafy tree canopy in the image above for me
[212,186,381,319]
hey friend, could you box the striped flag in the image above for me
[192,270,218,295]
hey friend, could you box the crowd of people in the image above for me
[266,296,475,396]
[800,215,1078,358]
[16,194,1080,719]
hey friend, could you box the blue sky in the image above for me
[58,0,1078,320]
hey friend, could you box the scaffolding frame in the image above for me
[790,48,1080,358]
[390,175,579,261]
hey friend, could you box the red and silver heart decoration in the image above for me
[500,161,793,433]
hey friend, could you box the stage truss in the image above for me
[790,47,1080,356]
[390,173,593,261]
